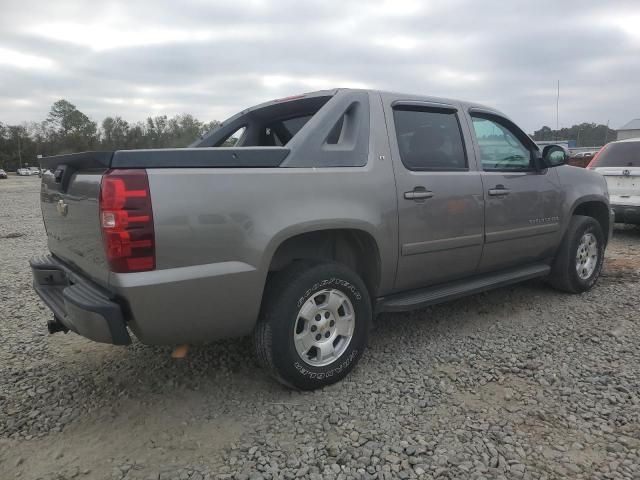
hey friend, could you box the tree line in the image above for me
[531,123,617,147]
[0,99,621,171]
[0,99,220,171]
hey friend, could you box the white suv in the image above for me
[589,138,640,224]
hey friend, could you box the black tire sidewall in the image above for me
[268,263,371,390]
[568,218,604,291]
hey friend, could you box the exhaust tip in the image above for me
[47,317,69,334]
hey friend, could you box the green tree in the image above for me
[533,123,617,147]
[145,116,169,148]
[102,116,130,149]
[46,99,98,152]
[47,99,77,135]
[0,100,222,168]
[167,114,204,147]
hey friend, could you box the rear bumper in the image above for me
[30,255,131,345]
[611,204,640,225]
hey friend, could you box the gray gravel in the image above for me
[1,175,639,480]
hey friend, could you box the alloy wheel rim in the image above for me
[293,289,355,367]
[576,233,598,280]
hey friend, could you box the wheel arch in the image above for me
[264,226,382,299]
[570,197,611,245]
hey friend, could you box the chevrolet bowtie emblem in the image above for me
[57,199,68,217]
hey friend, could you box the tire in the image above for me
[549,215,605,293]
[254,260,371,390]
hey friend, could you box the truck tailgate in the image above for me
[598,167,640,206]
[40,152,113,287]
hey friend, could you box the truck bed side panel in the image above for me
[117,153,398,345]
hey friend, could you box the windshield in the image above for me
[591,142,640,168]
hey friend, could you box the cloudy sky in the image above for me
[1,0,639,133]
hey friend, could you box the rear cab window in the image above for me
[590,142,640,168]
[194,90,370,168]
[197,95,332,148]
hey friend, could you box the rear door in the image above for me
[467,112,563,272]
[384,98,484,291]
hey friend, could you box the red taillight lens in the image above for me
[99,169,155,273]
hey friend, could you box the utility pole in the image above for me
[555,80,560,141]
[603,119,609,145]
[17,134,22,169]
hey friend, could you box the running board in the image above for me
[376,264,550,313]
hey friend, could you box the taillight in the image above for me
[99,169,155,273]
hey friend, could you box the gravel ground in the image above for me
[1,175,639,480]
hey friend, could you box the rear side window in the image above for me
[393,108,467,171]
[590,142,640,168]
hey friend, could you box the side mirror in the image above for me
[542,145,568,168]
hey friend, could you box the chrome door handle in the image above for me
[488,188,510,196]
[404,189,434,200]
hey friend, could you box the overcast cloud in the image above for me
[0,0,639,132]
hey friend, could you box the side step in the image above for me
[376,263,550,313]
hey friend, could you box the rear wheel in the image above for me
[549,215,605,293]
[254,261,371,390]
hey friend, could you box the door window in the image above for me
[471,116,533,171]
[393,107,467,171]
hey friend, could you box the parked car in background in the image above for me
[31,89,612,390]
[588,138,640,225]
[17,167,41,176]
[0,169,7,179]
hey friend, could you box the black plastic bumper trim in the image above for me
[30,255,131,345]
[612,204,640,224]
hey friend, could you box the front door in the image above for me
[386,100,485,291]
[468,112,563,272]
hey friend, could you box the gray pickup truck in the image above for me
[32,88,613,390]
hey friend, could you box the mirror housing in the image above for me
[541,145,569,168]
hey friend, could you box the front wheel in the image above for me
[254,261,371,390]
[549,215,605,293]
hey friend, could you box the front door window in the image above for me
[471,116,532,171]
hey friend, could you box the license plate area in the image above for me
[605,176,639,195]
[33,268,70,287]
